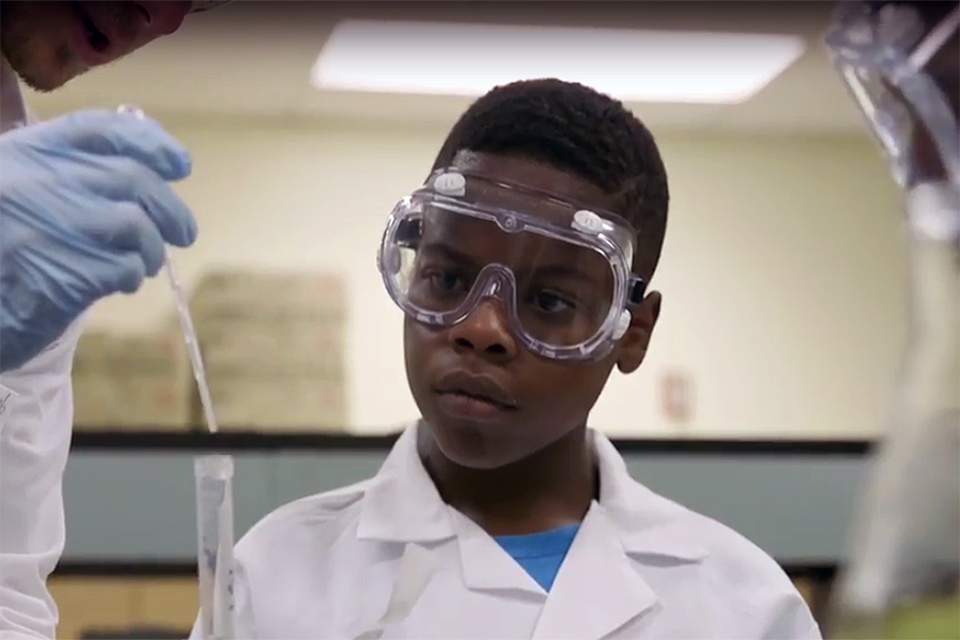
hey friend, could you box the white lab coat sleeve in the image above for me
[0,319,84,640]
[187,554,259,640]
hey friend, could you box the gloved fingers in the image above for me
[71,158,198,248]
[82,203,167,277]
[44,110,192,182]
[100,250,149,295]
[134,172,199,248]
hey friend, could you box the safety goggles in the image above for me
[825,1,959,187]
[377,169,646,361]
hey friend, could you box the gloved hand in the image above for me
[0,109,198,372]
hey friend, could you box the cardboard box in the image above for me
[202,375,347,431]
[197,318,345,374]
[72,330,190,430]
[182,270,350,430]
[73,374,191,430]
[73,331,187,377]
[189,270,346,322]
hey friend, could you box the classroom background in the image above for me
[23,2,903,637]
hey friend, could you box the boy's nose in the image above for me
[448,300,518,362]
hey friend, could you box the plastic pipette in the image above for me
[114,103,219,432]
[114,106,236,639]
[163,250,219,434]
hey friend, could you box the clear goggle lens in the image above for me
[388,206,620,346]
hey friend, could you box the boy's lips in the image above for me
[432,369,519,420]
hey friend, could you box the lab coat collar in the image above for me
[592,431,710,562]
[449,496,678,640]
[356,423,710,639]
[356,422,710,563]
[356,423,457,543]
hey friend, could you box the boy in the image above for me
[192,79,821,639]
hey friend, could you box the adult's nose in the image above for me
[134,1,191,37]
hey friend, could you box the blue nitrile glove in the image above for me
[0,109,198,372]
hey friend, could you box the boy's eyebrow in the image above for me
[419,241,478,266]
[528,264,605,286]
[421,242,607,285]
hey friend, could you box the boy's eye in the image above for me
[425,269,466,295]
[531,290,576,314]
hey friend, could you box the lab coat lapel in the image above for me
[451,509,546,598]
[530,503,658,640]
[529,431,710,640]
[356,424,456,544]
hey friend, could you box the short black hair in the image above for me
[431,78,670,282]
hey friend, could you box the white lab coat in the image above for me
[193,423,822,639]
[0,58,84,640]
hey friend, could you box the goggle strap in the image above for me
[396,217,422,248]
[628,276,646,304]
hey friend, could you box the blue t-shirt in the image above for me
[493,523,580,592]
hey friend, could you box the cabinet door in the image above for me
[62,453,274,561]
[48,578,136,640]
[272,450,387,506]
[130,577,199,632]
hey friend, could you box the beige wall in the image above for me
[84,116,906,438]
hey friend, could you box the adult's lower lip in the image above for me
[69,2,113,67]
[435,391,513,422]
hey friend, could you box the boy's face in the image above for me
[404,152,662,470]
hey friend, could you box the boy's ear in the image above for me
[617,291,661,374]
